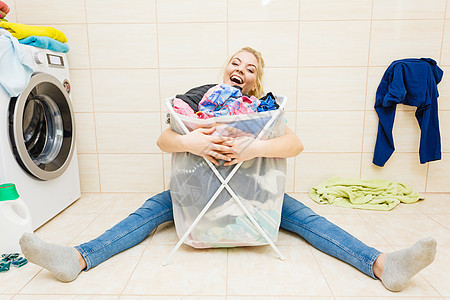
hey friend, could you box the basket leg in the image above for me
[223,183,286,261]
[162,183,227,266]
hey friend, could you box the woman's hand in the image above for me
[182,127,234,166]
[222,136,264,166]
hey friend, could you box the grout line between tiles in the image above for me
[308,245,336,298]
[82,0,102,193]
[293,0,301,193]
[360,0,375,179]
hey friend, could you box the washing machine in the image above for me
[0,44,81,229]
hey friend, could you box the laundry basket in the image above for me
[166,95,287,249]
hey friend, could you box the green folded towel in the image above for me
[309,177,423,211]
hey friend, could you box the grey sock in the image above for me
[381,237,437,292]
[19,233,81,282]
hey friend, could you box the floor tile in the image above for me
[313,244,439,297]
[63,194,115,214]
[120,297,225,300]
[227,245,332,296]
[13,296,119,300]
[359,214,450,246]
[122,245,227,295]
[427,214,450,230]
[0,263,42,294]
[228,297,333,300]
[416,245,450,297]
[35,213,99,245]
[414,194,450,215]
[20,243,147,295]
[148,222,179,245]
[103,194,151,214]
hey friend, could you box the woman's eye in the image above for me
[247,69,254,73]
[232,62,238,66]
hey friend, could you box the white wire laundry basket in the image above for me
[163,95,288,265]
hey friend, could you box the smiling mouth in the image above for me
[230,75,243,84]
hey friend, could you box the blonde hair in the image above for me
[226,47,265,98]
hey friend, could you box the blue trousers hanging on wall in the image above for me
[373,58,444,167]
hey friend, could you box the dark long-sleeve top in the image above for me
[373,58,444,167]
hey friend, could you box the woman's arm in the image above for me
[156,127,234,166]
[223,126,303,166]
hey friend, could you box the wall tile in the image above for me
[228,0,299,22]
[438,67,450,109]
[369,20,443,66]
[361,153,427,192]
[157,0,226,22]
[86,0,156,23]
[229,22,298,68]
[285,157,295,193]
[88,24,158,68]
[363,110,421,153]
[295,153,361,192]
[74,113,97,153]
[92,69,160,112]
[441,22,450,65]
[439,111,450,152]
[158,23,227,68]
[373,0,446,19]
[298,67,367,110]
[5,0,16,22]
[299,21,370,66]
[264,68,297,111]
[163,153,171,190]
[297,111,364,152]
[56,24,90,69]
[159,68,221,110]
[15,0,85,24]
[427,154,450,191]
[77,154,100,192]
[95,113,161,154]
[98,154,163,192]
[69,69,93,113]
[300,0,372,20]
[365,66,388,110]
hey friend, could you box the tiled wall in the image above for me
[9,0,450,193]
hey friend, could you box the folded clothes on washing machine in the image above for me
[0,20,67,42]
[19,36,69,53]
[0,29,33,97]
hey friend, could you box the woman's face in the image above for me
[223,51,258,95]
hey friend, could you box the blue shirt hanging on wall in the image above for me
[373,58,444,167]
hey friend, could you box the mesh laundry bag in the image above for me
[167,96,287,249]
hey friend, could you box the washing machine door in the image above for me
[9,73,76,181]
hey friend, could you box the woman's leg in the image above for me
[20,190,173,282]
[280,193,380,278]
[280,193,436,292]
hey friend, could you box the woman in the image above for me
[20,47,436,292]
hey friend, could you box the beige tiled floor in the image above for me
[2,193,449,299]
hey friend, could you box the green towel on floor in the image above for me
[309,177,424,211]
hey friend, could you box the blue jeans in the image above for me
[75,191,381,279]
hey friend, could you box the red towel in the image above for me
[0,1,10,17]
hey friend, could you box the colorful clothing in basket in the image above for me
[197,84,260,118]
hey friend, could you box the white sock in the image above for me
[381,237,437,292]
[19,233,81,282]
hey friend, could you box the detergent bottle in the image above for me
[0,183,33,253]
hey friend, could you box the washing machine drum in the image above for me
[9,73,76,181]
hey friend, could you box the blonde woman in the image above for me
[21,47,436,292]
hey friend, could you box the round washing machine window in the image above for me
[8,73,76,181]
